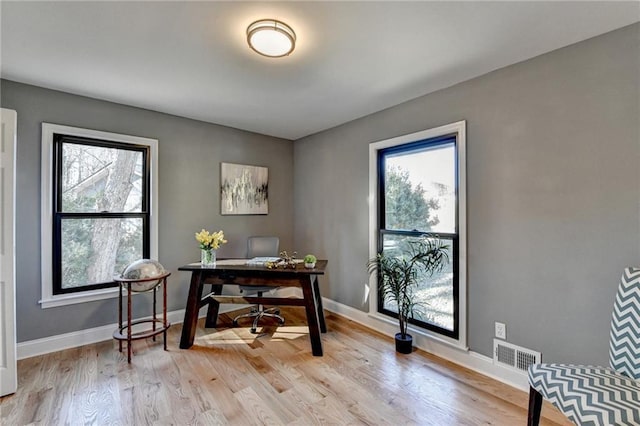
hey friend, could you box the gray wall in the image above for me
[0,80,294,342]
[2,23,639,365]
[293,24,640,364]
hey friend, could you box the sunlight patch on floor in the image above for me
[196,328,255,345]
[271,326,309,340]
[194,325,310,346]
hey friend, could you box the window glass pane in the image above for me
[60,217,143,288]
[61,143,143,213]
[384,143,455,233]
[381,233,454,332]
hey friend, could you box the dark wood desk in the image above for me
[178,260,328,356]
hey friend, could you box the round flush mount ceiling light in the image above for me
[247,19,296,58]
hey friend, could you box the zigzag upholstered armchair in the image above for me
[527,267,640,425]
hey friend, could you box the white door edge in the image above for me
[0,108,17,396]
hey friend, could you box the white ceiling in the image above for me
[1,1,639,140]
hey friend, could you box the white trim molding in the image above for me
[18,290,296,360]
[17,309,184,360]
[40,123,159,309]
[1,108,18,397]
[322,297,529,391]
[17,304,239,360]
[17,294,527,391]
[368,120,468,349]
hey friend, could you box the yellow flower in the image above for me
[195,229,227,250]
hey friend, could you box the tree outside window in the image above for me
[53,136,149,294]
[379,137,459,337]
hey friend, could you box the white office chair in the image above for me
[233,236,285,333]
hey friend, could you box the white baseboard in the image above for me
[16,305,240,361]
[321,297,529,392]
[17,294,528,391]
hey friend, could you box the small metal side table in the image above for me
[113,272,171,363]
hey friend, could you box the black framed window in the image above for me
[377,134,460,339]
[52,134,150,294]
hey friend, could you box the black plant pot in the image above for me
[395,333,413,354]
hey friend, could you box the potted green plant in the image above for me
[303,254,317,269]
[367,237,449,354]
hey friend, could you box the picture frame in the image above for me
[220,162,268,215]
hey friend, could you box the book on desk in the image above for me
[245,256,280,266]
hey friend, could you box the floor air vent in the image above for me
[493,339,541,374]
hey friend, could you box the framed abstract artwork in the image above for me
[220,162,268,215]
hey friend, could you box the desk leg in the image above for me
[312,276,327,333]
[205,284,223,328]
[180,271,205,349]
[301,278,323,356]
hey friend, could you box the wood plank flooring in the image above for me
[1,307,571,425]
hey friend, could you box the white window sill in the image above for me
[39,287,122,309]
[367,311,469,352]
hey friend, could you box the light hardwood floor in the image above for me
[1,308,571,425]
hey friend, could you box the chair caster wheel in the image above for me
[250,328,257,334]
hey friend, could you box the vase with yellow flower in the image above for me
[195,229,227,267]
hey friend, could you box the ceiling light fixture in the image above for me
[247,19,296,58]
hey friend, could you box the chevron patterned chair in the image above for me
[527,267,640,425]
